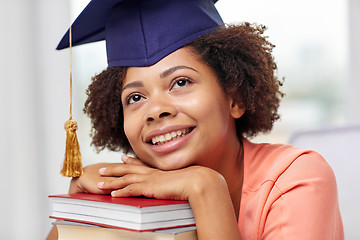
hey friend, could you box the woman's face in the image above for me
[121,47,242,170]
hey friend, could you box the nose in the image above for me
[145,96,177,123]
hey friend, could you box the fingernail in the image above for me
[97,182,104,188]
[111,190,116,197]
[121,155,129,162]
[99,167,106,174]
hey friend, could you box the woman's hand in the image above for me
[97,155,198,200]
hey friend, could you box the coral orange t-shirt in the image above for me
[239,139,344,239]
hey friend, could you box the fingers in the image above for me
[97,174,153,198]
[97,174,142,190]
[99,159,152,177]
[96,158,155,197]
[99,164,146,176]
[111,183,147,198]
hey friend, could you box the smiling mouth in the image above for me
[151,127,194,145]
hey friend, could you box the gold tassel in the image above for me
[61,118,83,177]
[61,24,83,177]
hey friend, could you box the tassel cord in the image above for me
[61,24,83,177]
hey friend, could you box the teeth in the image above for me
[151,128,192,145]
[165,133,171,141]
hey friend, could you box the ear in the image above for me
[229,99,244,119]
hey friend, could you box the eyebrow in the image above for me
[122,65,198,92]
[160,65,198,78]
[122,81,144,92]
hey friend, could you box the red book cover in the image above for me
[49,193,189,208]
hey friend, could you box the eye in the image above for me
[172,78,191,90]
[126,93,144,105]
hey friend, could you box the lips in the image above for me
[151,127,194,145]
[143,126,196,154]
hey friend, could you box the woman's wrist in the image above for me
[186,167,228,201]
[185,167,241,240]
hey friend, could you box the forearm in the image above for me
[187,168,242,240]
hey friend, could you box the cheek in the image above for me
[181,92,230,122]
[123,112,141,146]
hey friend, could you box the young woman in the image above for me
[64,24,343,239]
[50,0,344,239]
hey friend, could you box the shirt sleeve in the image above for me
[262,152,344,240]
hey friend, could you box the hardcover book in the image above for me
[49,193,195,232]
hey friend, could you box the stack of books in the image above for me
[49,193,197,240]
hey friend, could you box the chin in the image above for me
[143,155,192,171]
[155,160,188,171]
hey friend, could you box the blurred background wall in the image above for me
[0,0,359,239]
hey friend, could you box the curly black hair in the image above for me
[84,23,284,153]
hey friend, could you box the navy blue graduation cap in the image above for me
[57,0,223,67]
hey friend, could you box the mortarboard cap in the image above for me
[57,0,223,67]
